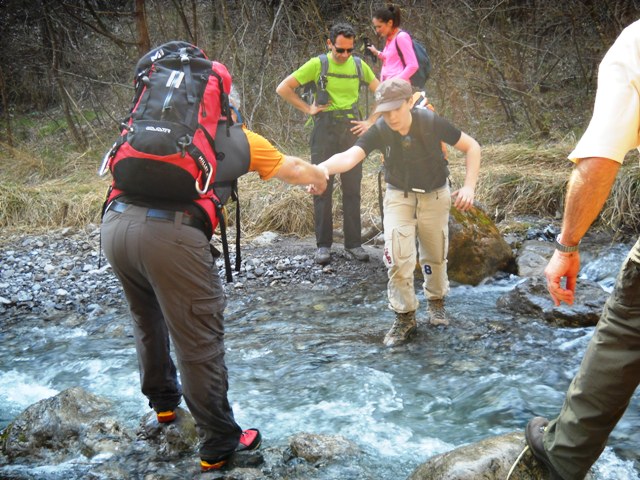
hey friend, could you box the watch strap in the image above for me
[554,236,580,253]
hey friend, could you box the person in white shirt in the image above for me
[525,19,640,480]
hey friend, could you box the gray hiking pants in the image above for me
[544,237,640,479]
[101,204,242,461]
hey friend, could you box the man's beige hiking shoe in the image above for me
[428,299,449,326]
[314,247,331,265]
[383,311,417,347]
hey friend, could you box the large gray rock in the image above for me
[409,431,593,480]
[516,240,555,277]
[137,406,199,460]
[1,386,132,462]
[496,276,608,327]
[409,432,540,479]
[285,432,360,463]
[448,205,515,285]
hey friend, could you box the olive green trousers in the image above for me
[544,238,640,479]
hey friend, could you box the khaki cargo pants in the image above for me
[382,185,451,314]
[544,237,640,479]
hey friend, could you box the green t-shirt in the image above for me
[292,53,376,112]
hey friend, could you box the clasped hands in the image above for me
[307,164,330,195]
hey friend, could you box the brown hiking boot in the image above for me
[428,299,449,326]
[383,311,417,347]
[525,417,565,480]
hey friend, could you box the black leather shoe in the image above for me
[525,417,565,480]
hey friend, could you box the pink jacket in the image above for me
[380,30,418,82]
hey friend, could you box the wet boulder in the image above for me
[408,431,594,479]
[496,276,608,327]
[409,432,541,479]
[285,432,360,463]
[137,406,199,460]
[1,386,133,463]
[447,205,515,285]
[515,240,555,277]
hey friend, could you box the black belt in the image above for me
[107,200,206,233]
[317,109,358,120]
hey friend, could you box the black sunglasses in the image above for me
[334,47,354,54]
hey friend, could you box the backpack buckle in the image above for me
[177,134,193,157]
[180,53,190,64]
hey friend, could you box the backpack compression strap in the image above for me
[178,47,197,104]
[318,54,366,83]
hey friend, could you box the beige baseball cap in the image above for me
[374,78,412,113]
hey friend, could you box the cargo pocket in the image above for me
[441,227,449,263]
[180,295,227,362]
[612,255,640,309]
[387,224,415,268]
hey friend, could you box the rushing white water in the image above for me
[1,257,639,479]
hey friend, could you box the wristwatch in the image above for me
[554,236,580,253]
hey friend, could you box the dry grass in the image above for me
[2,139,639,238]
[459,142,573,218]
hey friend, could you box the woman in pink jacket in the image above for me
[367,4,418,82]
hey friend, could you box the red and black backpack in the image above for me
[99,41,232,237]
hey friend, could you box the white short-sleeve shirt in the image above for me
[569,20,640,164]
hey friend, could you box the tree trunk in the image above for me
[135,0,150,56]
[43,9,86,149]
[0,65,13,148]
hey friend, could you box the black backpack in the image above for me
[376,108,449,225]
[395,32,432,87]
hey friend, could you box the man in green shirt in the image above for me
[277,22,380,265]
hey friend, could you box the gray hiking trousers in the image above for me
[101,203,242,460]
[544,237,640,479]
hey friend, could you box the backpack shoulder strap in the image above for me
[414,107,448,161]
[318,53,329,80]
[353,55,364,83]
[412,108,435,143]
[395,31,407,68]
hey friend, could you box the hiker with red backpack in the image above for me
[99,42,326,472]
[309,78,481,347]
[276,22,380,266]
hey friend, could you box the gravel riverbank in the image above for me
[0,225,388,322]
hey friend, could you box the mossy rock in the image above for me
[446,205,515,285]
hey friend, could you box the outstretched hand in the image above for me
[544,250,580,306]
[451,186,474,211]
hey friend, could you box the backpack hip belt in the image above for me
[106,200,207,234]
